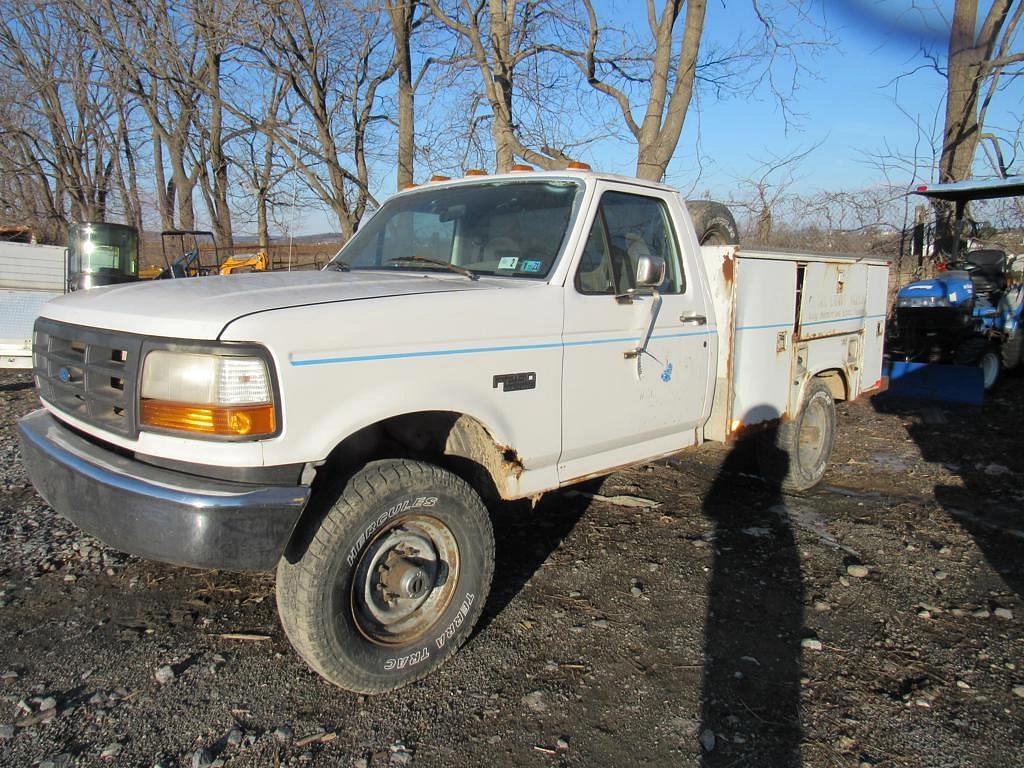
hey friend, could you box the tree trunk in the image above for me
[940,0,984,184]
[387,1,415,188]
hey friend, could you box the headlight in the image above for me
[140,350,276,438]
[896,295,950,308]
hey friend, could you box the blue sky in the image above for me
[578,0,1015,199]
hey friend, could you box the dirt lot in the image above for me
[1,368,1022,768]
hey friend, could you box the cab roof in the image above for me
[393,169,680,196]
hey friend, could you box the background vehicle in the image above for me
[67,222,140,291]
[1,222,139,368]
[0,239,65,368]
[219,249,270,275]
[887,176,1023,397]
[18,170,889,693]
[158,230,222,278]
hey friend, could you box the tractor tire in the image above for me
[1001,329,1022,371]
[757,378,837,492]
[276,459,494,693]
[954,338,1001,390]
[686,200,740,245]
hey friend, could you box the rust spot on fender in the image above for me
[721,251,735,284]
[498,444,525,479]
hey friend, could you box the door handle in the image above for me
[680,313,707,326]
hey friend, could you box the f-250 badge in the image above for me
[493,372,536,392]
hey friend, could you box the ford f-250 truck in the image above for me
[17,170,889,693]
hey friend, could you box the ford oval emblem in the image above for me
[58,366,71,383]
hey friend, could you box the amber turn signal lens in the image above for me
[140,400,276,437]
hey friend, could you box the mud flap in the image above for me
[882,361,985,406]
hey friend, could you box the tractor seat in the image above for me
[964,249,1007,296]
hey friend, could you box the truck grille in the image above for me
[32,318,142,438]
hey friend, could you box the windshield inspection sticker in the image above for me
[522,260,542,273]
[498,256,519,271]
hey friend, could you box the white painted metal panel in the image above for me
[699,245,737,442]
[738,247,888,267]
[731,258,797,427]
[0,289,61,368]
[861,265,889,390]
[0,242,65,291]
[798,261,869,339]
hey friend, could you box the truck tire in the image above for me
[276,459,494,693]
[686,200,740,245]
[757,378,836,492]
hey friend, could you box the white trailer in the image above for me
[0,241,66,368]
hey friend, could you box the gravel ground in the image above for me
[1,368,1022,767]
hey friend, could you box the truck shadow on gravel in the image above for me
[476,481,599,631]
[699,437,804,767]
[873,383,1024,601]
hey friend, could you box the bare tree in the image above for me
[230,75,293,250]
[192,0,245,249]
[425,0,580,172]
[242,0,395,239]
[387,1,419,188]
[728,141,822,244]
[940,0,1023,185]
[558,0,828,181]
[0,1,121,226]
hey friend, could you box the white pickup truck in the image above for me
[17,170,889,693]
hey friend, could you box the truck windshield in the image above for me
[330,180,582,278]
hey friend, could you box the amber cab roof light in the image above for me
[429,174,452,182]
[510,164,534,172]
[464,168,488,176]
[567,161,592,171]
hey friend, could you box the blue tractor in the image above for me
[887,176,1023,395]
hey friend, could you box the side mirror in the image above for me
[635,255,666,288]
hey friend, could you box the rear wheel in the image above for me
[757,378,836,492]
[276,459,494,693]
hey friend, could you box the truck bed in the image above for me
[702,246,889,441]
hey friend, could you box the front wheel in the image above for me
[757,378,837,492]
[954,338,1000,390]
[276,459,494,693]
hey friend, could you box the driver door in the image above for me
[558,183,713,483]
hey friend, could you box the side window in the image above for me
[574,191,685,295]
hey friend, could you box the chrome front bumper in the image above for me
[17,409,311,571]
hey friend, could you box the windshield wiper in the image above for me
[385,256,478,281]
[325,260,350,272]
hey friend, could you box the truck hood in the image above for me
[39,270,495,339]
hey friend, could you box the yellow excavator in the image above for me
[219,249,270,275]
